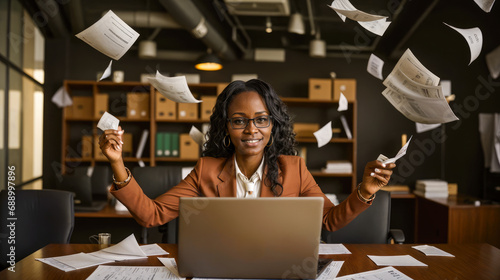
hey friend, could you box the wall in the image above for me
[43,33,499,200]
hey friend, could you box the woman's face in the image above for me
[226,91,273,159]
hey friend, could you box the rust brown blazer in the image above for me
[111,155,370,231]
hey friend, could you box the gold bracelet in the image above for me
[113,167,132,187]
[357,183,375,203]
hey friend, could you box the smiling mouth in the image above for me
[242,139,262,143]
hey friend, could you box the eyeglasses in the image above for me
[227,115,272,129]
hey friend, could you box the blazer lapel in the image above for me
[217,155,237,197]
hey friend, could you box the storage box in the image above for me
[122,133,133,157]
[66,96,93,118]
[94,94,109,119]
[333,79,356,102]
[308,79,332,100]
[81,135,93,159]
[180,133,199,159]
[94,135,107,160]
[178,103,198,120]
[293,123,320,138]
[200,96,217,121]
[156,92,176,120]
[127,93,150,119]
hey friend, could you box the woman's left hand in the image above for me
[359,160,396,198]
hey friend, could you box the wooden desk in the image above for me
[1,243,499,279]
[415,195,500,248]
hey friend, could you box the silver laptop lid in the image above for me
[178,197,323,279]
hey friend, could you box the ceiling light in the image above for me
[309,31,326,58]
[288,13,305,34]
[138,40,157,58]
[195,49,223,71]
[266,17,272,33]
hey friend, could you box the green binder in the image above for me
[171,132,179,157]
[164,132,172,157]
[156,132,164,157]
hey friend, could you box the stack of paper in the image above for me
[321,160,352,174]
[414,179,449,198]
[381,49,458,124]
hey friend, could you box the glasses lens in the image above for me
[254,116,270,128]
[231,117,247,129]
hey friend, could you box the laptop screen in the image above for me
[178,197,324,279]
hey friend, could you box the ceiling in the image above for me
[18,0,500,62]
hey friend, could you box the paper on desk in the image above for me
[51,86,73,108]
[416,122,441,133]
[486,44,500,79]
[148,71,201,103]
[329,0,387,22]
[377,135,412,164]
[317,261,344,280]
[368,255,427,266]
[189,126,205,146]
[97,111,120,131]
[444,23,483,65]
[90,234,147,261]
[412,245,455,257]
[98,60,112,81]
[474,0,496,12]
[319,243,351,254]
[158,258,185,279]
[140,244,169,256]
[314,121,333,148]
[75,10,139,60]
[36,252,113,272]
[335,266,413,280]
[367,53,384,80]
[338,93,348,112]
[86,266,178,280]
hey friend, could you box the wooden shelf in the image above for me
[156,119,209,123]
[93,157,151,162]
[155,157,198,162]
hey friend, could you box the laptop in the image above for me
[178,197,324,279]
[58,174,107,212]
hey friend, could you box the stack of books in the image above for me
[382,185,410,194]
[321,161,352,174]
[414,179,449,198]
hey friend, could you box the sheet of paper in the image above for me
[486,44,500,79]
[377,135,412,164]
[367,53,384,80]
[158,257,185,279]
[340,115,352,139]
[51,86,73,108]
[473,0,496,13]
[412,245,455,257]
[319,243,351,255]
[416,122,441,133]
[189,126,205,146]
[329,0,387,22]
[86,266,178,280]
[338,93,348,112]
[75,10,139,60]
[335,266,413,280]
[36,252,113,272]
[392,49,440,86]
[317,261,344,280]
[358,18,391,36]
[149,71,201,103]
[443,23,483,65]
[93,233,147,259]
[440,80,452,97]
[99,60,112,81]
[140,244,169,256]
[368,255,427,266]
[329,0,356,22]
[97,111,120,131]
[384,68,444,99]
[314,121,333,148]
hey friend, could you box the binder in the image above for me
[164,132,171,157]
[135,129,149,159]
[171,132,179,157]
[156,132,164,157]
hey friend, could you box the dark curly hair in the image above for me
[202,79,296,196]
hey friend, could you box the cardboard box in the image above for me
[81,135,93,159]
[180,133,199,159]
[333,79,356,102]
[156,92,177,120]
[308,79,332,101]
[127,93,150,119]
[94,135,107,160]
[293,123,320,137]
[122,133,133,157]
[94,94,109,119]
[178,103,198,120]
[200,96,217,121]
[66,96,93,118]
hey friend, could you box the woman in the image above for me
[100,79,395,231]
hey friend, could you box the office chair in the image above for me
[321,190,405,244]
[132,166,182,244]
[0,189,74,269]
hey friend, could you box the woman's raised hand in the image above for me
[99,126,124,163]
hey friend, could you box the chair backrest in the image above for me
[322,190,391,244]
[0,189,74,268]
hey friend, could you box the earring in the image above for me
[266,134,274,147]
[224,134,231,147]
